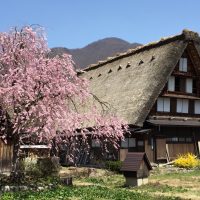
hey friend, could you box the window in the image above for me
[179,58,187,72]
[129,138,136,147]
[137,140,145,152]
[121,138,136,148]
[178,137,185,142]
[175,77,186,92]
[167,137,193,143]
[195,100,200,114]
[176,99,189,113]
[157,97,170,112]
[91,139,100,148]
[137,140,144,146]
[171,137,178,142]
[186,78,193,93]
[121,138,128,148]
[176,77,193,93]
[193,80,197,94]
[168,76,175,91]
[186,137,192,142]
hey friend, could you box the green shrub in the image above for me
[174,153,199,169]
[20,157,43,177]
[37,157,60,176]
[105,161,123,173]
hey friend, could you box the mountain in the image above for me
[50,38,141,69]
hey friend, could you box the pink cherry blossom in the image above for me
[0,27,127,173]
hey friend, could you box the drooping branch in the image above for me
[0,26,126,174]
[90,93,110,113]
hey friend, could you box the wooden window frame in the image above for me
[186,78,193,93]
[121,138,136,149]
[166,137,193,143]
[194,100,200,114]
[168,76,175,91]
[179,58,187,72]
[176,99,189,113]
[157,97,170,112]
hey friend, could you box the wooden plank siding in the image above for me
[119,149,128,161]
[155,139,196,161]
[149,46,200,118]
[146,46,200,163]
[167,143,195,160]
[150,127,197,161]
[156,138,167,160]
[0,139,13,173]
[144,140,154,162]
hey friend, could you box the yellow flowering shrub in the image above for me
[174,153,199,169]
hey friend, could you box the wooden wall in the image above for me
[0,139,13,173]
[156,138,167,160]
[144,140,154,162]
[149,47,200,118]
[119,149,128,161]
[167,143,195,160]
[137,160,150,178]
[155,140,195,161]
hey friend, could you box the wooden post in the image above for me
[60,177,73,186]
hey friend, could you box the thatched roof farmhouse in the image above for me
[80,30,200,163]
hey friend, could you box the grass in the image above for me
[82,174,124,187]
[136,183,188,193]
[1,166,200,200]
[152,168,200,181]
[0,185,180,200]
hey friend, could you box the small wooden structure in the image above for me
[121,152,152,187]
[20,145,50,158]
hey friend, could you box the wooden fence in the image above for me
[0,139,13,173]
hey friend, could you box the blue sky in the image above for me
[1,0,200,48]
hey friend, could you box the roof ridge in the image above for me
[79,29,199,73]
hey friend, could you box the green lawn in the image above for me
[1,185,180,200]
[1,167,200,200]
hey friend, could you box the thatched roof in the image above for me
[80,30,200,127]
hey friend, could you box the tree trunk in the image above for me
[10,135,22,183]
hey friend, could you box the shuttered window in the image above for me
[121,138,128,148]
[168,76,175,91]
[129,138,136,147]
[195,100,200,114]
[121,138,136,148]
[157,97,170,112]
[176,99,189,113]
[179,58,187,72]
[186,78,193,93]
